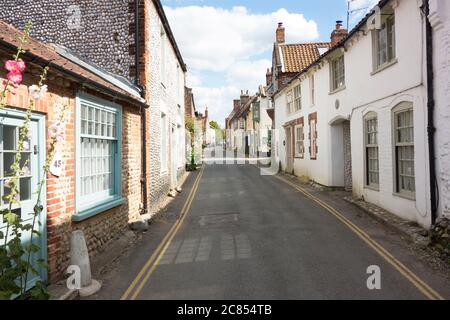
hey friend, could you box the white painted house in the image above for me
[273,0,444,227]
[146,0,187,211]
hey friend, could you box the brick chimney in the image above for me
[266,68,272,86]
[233,99,241,110]
[204,106,208,119]
[331,20,348,46]
[276,22,285,44]
[240,90,250,106]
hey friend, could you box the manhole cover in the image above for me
[198,212,239,226]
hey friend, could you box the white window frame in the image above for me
[392,102,415,199]
[309,117,317,160]
[364,112,379,189]
[75,93,123,221]
[294,84,302,111]
[286,90,294,114]
[294,124,304,158]
[160,112,168,173]
[309,74,315,106]
[331,55,345,92]
[373,14,396,71]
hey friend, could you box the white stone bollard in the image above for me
[70,230,101,297]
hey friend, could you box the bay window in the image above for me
[75,93,123,221]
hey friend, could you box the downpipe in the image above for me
[424,0,438,225]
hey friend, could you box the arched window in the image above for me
[392,102,415,197]
[364,112,379,188]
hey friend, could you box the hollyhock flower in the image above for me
[23,140,30,150]
[7,71,22,85]
[48,123,64,140]
[28,84,47,100]
[5,59,25,73]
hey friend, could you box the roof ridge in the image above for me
[281,41,331,46]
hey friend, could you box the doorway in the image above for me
[329,118,352,191]
[285,127,293,173]
[170,124,177,189]
[0,109,47,289]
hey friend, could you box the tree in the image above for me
[209,121,220,130]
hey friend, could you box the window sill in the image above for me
[371,59,398,76]
[364,185,380,192]
[73,196,125,222]
[329,86,346,95]
[393,191,416,201]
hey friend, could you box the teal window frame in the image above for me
[74,92,124,222]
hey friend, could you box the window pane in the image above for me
[3,125,17,150]
[4,153,15,177]
[19,177,31,201]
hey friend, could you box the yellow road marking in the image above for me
[274,173,444,300]
[121,166,205,300]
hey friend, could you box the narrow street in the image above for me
[87,149,450,300]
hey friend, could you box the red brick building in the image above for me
[0,21,147,284]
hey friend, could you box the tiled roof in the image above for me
[280,42,331,73]
[0,20,146,106]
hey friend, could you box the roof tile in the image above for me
[280,42,331,73]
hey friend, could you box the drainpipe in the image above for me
[135,0,148,215]
[424,0,438,225]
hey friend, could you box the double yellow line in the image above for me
[121,166,205,300]
[274,174,444,300]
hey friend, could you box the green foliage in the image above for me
[209,120,220,130]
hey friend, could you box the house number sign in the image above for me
[50,151,63,177]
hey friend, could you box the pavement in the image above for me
[84,150,450,300]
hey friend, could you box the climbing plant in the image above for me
[0,22,66,300]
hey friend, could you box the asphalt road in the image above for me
[88,157,450,300]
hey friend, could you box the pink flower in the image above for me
[48,123,64,141]
[5,59,25,73]
[7,70,22,85]
[28,84,47,100]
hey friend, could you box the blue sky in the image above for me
[162,0,378,126]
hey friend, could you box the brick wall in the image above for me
[1,54,143,282]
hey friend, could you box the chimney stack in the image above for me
[233,99,241,110]
[204,107,208,119]
[266,68,272,86]
[240,90,250,106]
[330,20,348,46]
[276,22,285,44]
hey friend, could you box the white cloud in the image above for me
[164,5,320,127]
[225,59,271,91]
[193,86,239,127]
[164,6,319,72]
